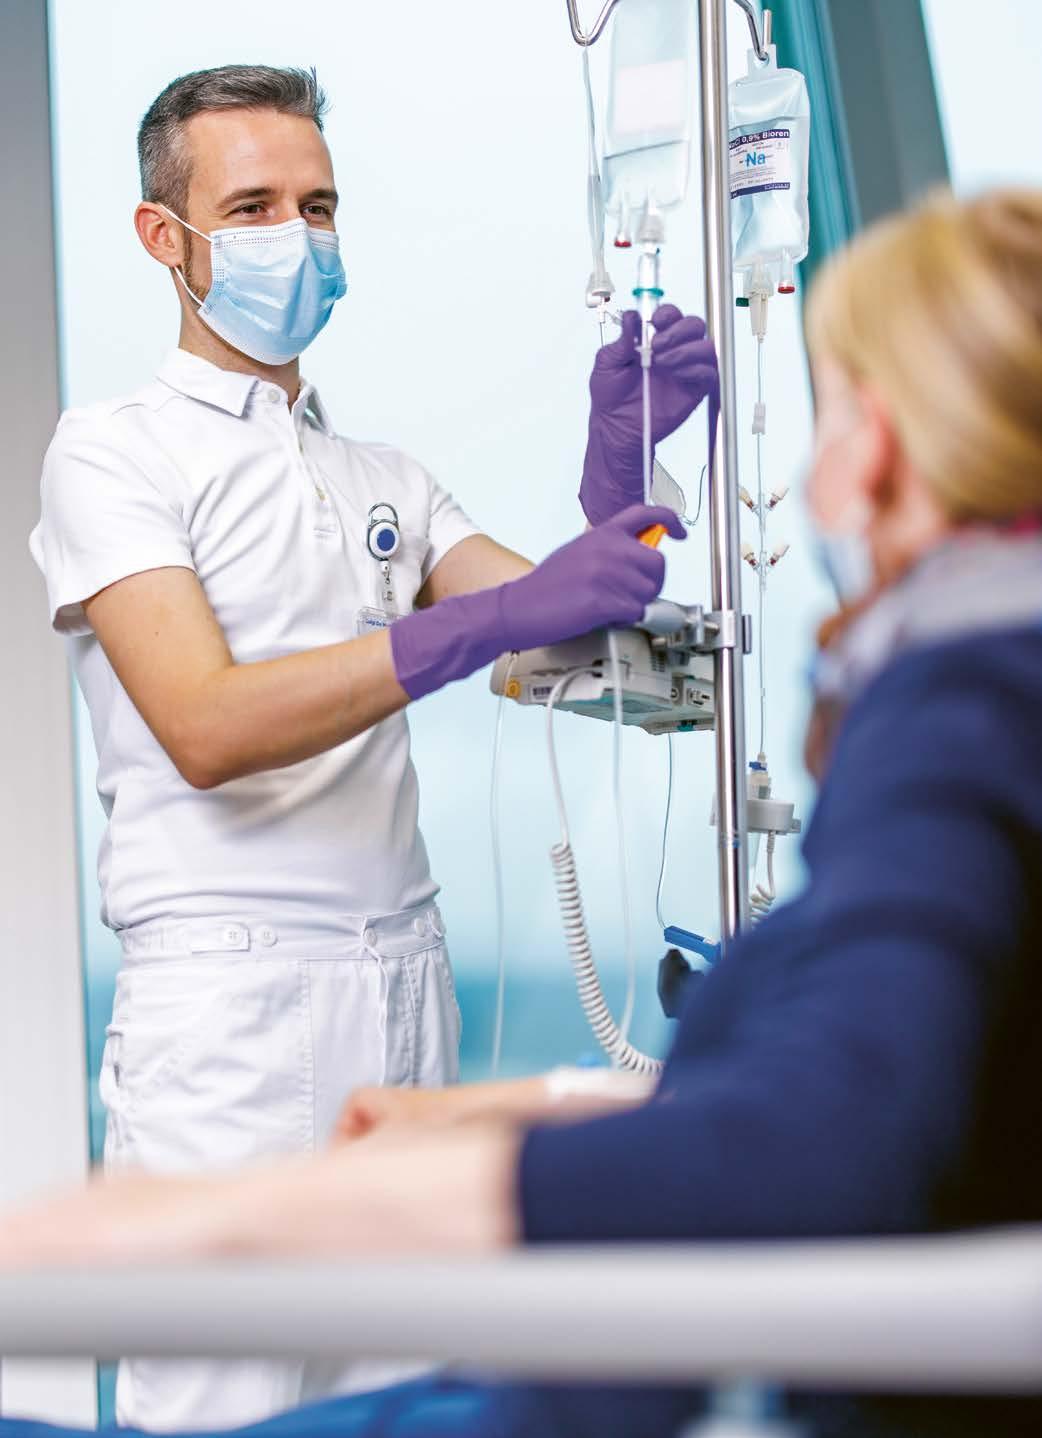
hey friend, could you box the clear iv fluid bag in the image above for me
[728,45,810,284]
[602,0,696,221]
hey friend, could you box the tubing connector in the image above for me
[745,262,774,339]
[585,264,615,310]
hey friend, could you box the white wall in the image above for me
[0,0,96,1423]
[48,0,827,1072]
[923,0,1042,191]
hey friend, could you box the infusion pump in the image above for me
[489,602,716,736]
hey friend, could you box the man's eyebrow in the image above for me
[218,186,278,208]
[216,186,339,209]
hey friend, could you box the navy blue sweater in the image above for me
[520,628,1042,1246]
[515,626,1042,1436]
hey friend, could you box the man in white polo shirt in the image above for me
[30,63,717,1432]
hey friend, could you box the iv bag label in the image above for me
[610,59,688,136]
[729,128,792,198]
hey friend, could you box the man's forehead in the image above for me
[184,109,334,192]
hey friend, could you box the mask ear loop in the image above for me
[172,267,205,307]
[160,204,210,306]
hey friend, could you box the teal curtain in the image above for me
[768,0,861,285]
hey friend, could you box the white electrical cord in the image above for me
[488,654,518,1075]
[546,668,662,1076]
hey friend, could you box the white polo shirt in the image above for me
[30,348,480,933]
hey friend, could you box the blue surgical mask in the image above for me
[164,207,347,365]
[815,497,875,605]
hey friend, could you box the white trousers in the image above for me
[100,904,460,1433]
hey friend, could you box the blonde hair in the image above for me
[804,188,1042,521]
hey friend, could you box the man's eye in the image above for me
[305,204,332,218]
[236,204,265,216]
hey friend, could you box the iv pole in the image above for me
[567,0,751,940]
[697,0,750,941]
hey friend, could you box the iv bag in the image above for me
[602,0,696,226]
[728,43,810,288]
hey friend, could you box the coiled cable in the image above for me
[546,668,663,1076]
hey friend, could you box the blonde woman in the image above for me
[4,189,1041,1438]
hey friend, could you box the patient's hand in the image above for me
[335,1070,655,1145]
[335,1085,457,1141]
[334,1078,552,1144]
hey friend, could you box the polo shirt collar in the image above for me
[157,349,259,417]
[297,382,335,436]
[156,349,335,434]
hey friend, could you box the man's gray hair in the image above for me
[138,65,328,217]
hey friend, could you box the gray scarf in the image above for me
[813,530,1042,710]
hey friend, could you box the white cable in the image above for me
[489,654,518,1076]
[546,669,584,846]
[606,630,635,1044]
[546,669,663,1076]
[654,734,675,931]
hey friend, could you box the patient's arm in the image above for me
[336,1069,656,1142]
[0,1123,522,1267]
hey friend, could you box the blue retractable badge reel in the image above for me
[367,503,401,561]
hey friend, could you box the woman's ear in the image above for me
[855,384,901,509]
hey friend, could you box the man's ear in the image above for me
[855,384,900,509]
[134,202,185,269]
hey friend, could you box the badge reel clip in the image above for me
[358,503,403,636]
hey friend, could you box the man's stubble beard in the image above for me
[181,230,209,304]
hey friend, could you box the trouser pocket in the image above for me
[102,959,315,1173]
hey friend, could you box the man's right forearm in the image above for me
[178,628,409,788]
[85,506,682,790]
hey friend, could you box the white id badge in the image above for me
[357,606,398,636]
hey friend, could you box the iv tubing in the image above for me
[750,831,776,924]
[654,734,675,931]
[607,629,635,1043]
[489,654,518,1075]
[642,362,653,505]
[546,670,663,1076]
[582,48,605,273]
[755,337,767,758]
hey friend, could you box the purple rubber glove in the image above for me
[390,504,685,701]
[579,304,719,527]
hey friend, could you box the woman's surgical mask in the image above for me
[163,207,347,366]
[816,495,876,605]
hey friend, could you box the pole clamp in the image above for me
[701,610,753,654]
